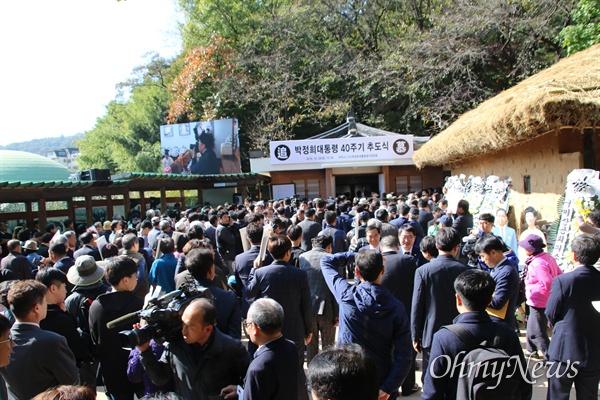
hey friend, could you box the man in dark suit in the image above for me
[390,204,410,229]
[234,223,273,318]
[380,235,420,396]
[49,242,75,292]
[216,210,237,274]
[408,207,426,239]
[0,240,33,280]
[89,256,144,399]
[546,234,600,399]
[423,269,528,399]
[452,199,473,239]
[0,280,79,399]
[204,214,218,246]
[299,235,338,364]
[73,232,101,261]
[399,224,427,267]
[246,236,313,400]
[222,298,299,400]
[298,208,322,251]
[186,247,241,340]
[411,228,469,383]
[318,211,348,254]
[475,234,520,331]
[417,199,433,234]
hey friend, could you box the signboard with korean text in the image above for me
[269,135,413,165]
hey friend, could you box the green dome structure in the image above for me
[0,150,71,182]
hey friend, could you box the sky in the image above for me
[0,0,182,146]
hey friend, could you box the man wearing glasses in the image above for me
[222,298,297,400]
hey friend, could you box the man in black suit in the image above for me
[546,234,600,399]
[186,247,241,340]
[204,214,218,246]
[73,232,101,261]
[216,210,237,274]
[234,223,273,318]
[0,240,33,280]
[398,224,426,267]
[390,204,410,229]
[0,280,79,399]
[417,199,433,234]
[89,256,144,399]
[298,208,322,251]
[380,235,420,396]
[452,199,473,239]
[49,242,75,293]
[223,298,299,400]
[411,228,469,383]
[299,235,337,364]
[246,236,313,400]
[474,234,519,330]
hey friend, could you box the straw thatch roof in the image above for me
[413,44,600,168]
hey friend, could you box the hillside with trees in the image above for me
[76,0,599,174]
[0,134,83,156]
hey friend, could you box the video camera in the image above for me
[107,283,212,350]
[462,235,480,268]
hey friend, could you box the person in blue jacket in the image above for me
[320,250,413,399]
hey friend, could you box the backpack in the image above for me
[77,296,98,362]
[444,324,532,400]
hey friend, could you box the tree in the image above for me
[560,0,600,54]
[77,55,172,173]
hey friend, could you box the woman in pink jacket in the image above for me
[521,234,562,360]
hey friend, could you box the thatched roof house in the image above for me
[414,44,600,168]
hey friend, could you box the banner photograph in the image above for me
[160,118,241,175]
[269,135,413,165]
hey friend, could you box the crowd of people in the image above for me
[0,191,599,400]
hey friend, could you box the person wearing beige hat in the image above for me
[23,240,45,271]
[64,255,110,390]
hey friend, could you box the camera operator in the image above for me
[462,213,518,271]
[137,298,250,400]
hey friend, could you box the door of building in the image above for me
[335,174,379,198]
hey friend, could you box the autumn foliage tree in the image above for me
[167,36,236,123]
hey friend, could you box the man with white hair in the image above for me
[222,298,298,400]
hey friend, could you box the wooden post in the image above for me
[107,195,114,220]
[38,198,47,231]
[85,195,93,227]
[25,202,33,229]
[124,191,131,219]
[197,185,204,206]
[67,198,75,223]
[139,191,146,214]
[381,166,390,195]
[160,187,167,214]
[180,189,186,211]
[325,168,334,198]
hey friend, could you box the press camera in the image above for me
[108,283,212,350]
